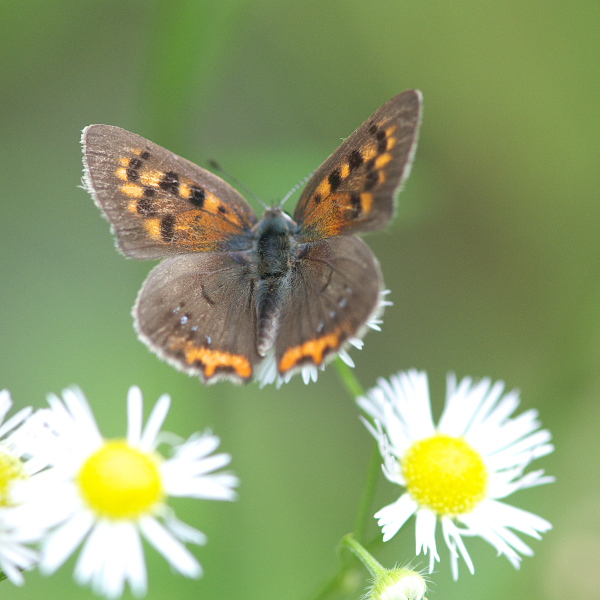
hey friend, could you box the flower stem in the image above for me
[334,359,380,541]
[334,357,365,398]
[342,534,385,576]
[353,441,382,541]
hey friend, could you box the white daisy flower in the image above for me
[358,370,554,580]
[12,386,238,598]
[256,289,392,388]
[0,389,44,585]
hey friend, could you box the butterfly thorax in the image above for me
[255,208,297,276]
[254,208,298,357]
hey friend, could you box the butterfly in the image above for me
[82,90,422,385]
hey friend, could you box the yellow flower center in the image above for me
[77,440,164,520]
[402,433,488,516]
[0,446,28,506]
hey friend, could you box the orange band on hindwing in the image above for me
[170,338,252,380]
[278,329,344,374]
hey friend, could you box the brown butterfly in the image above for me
[82,90,422,384]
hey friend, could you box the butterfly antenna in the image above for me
[278,169,315,209]
[208,160,267,210]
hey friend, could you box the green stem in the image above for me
[334,358,381,542]
[342,534,385,576]
[301,361,384,600]
[334,357,366,398]
[353,441,382,541]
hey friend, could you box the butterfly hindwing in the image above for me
[82,125,258,259]
[293,90,422,242]
[275,236,383,377]
[134,252,261,384]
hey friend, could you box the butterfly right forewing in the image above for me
[293,90,422,242]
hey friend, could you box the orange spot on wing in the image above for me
[120,183,144,198]
[199,193,243,227]
[375,153,392,170]
[115,167,128,181]
[143,218,162,239]
[139,170,163,187]
[278,330,342,373]
[361,143,378,162]
[360,192,374,213]
[171,339,252,379]
[179,183,191,199]
[316,179,332,199]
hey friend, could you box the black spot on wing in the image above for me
[137,197,157,217]
[328,168,342,191]
[189,186,206,208]
[160,214,176,242]
[348,149,364,172]
[160,171,180,195]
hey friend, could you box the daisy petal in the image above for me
[375,493,418,542]
[139,516,202,578]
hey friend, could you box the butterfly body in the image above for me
[252,208,297,356]
[82,90,423,384]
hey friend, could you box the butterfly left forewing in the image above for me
[294,90,422,242]
[82,125,258,259]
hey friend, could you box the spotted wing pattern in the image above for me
[82,125,258,259]
[293,90,422,242]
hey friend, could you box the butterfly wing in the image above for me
[82,125,258,259]
[134,252,260,384]
[275,236,383,377]
[293,90,422,242]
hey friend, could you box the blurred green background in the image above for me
[1,1,599,599]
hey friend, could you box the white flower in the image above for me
[358,370,554,580]
[12,386,238,598]
[256,289,392,387]
[0,389,43,585]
